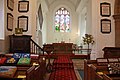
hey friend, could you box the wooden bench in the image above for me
[84,58,120,80]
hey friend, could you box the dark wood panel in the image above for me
[102,47,120,58]
[9,35,32,53]
[53,43,73,54]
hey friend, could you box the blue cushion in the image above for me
[21,53,30,58]
[13,53,30,58]
[13,53,21,58]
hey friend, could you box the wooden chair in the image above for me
[26,66,35,80]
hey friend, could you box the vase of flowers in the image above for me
[82,34,95,54]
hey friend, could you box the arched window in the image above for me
[55,7,70,32]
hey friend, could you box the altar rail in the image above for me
[73,48,92,54]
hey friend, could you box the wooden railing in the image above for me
[30,39,43,54]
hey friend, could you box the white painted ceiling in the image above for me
[45,0,81,8]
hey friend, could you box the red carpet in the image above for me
[49,55,78,80]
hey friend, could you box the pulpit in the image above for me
[9,35,32,53]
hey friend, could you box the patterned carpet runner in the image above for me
[49,55,78,80]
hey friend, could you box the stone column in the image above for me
[113,0,120,47]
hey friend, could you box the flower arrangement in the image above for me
[82,34,95,45]
[82,34,95,54]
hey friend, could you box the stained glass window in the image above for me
[55,7,70,32]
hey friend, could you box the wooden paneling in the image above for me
[9,35,32,53]
[102,47,120,58]
[52,43,73,54]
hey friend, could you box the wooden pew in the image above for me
[90,64,103,80]
[84,59,97,80]
[26,66,35,80]
[84,59,108,80]
[34,59,46,80]
[34,65,42,80]
[84,58,120,80]
[103,74,112,80]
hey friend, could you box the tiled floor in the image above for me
[44,59,84,80]
[73,59,84,80]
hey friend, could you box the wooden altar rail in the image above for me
[73,48,92,54]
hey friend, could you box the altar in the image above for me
[52,43,73,54]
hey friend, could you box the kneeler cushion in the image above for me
[21,53,30,58]
[13,53,30,58]
[0,66,17,78]
[17,58,31,65]
[6,58,19,64]
[0,58,7,64]
[13,53,21,58]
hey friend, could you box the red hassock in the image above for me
[0,58,7,64]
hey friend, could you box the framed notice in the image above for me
[7,0,14,11]
[100,2,111,17]
[7,13,13,31]
[101,19,111,33]
[18,1,29,12]
[18,16,28,32]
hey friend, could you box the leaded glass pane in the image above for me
[55,7,70,32]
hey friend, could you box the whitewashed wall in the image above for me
[0,0,38,52]
[46,0,79,44]
[77,0,115,59]
[0,0,116,55]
